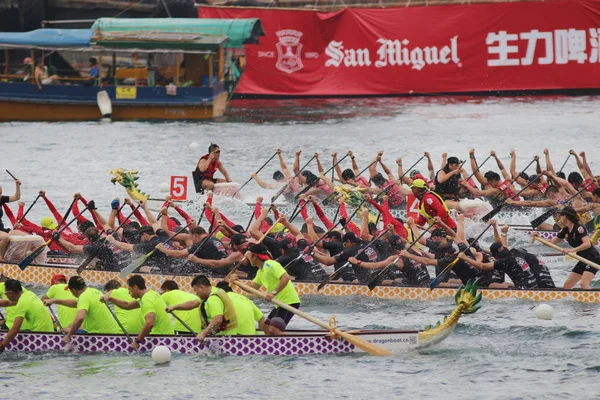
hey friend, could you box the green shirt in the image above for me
[110,287,144,334]
[0,283,30,331]
[204,288,237,336]
[12,290,54,332]
[45,284,78,328]
[161,290,202,333]
[253,260,301,306]
[138,290,174,335]
[77,287,120,334]
[228,292,262,335]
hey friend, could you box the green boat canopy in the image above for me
[91,18,264,50]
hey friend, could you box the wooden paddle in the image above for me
[429,224,493,290]
[317,228,390,291]
[232,151,278,198]
[529,182,593,229]
[367,224,435,291]
[271,155,316,203]
[171,312,197,335]
[47,305,66,335]
[531,236,600,271]
[105,303,136,350]
[224,217,283,280]
[18,202,88,270]
[119,221,194,278]
[232,279,391,356]
[481,173,543,222]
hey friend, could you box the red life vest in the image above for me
[197,154,219,181]
[385,181,405,207]
[497,179,520,201]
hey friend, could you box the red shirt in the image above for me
[416,192,457,229]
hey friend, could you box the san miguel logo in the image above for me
[275,29,304,74]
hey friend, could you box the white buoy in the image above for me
[152,345,172,364]
[189,142,199,150]
[535,304,553,320]
[159,182,170,193]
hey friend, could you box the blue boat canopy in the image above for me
[0,29,92,48]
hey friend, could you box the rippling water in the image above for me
[1,96,600,398]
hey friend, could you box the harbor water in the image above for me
[1,95,599,399]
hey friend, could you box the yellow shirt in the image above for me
[228,292,262,335]
[0,283,30,331]
[253,260,301,306]
[12,290,54,332]
[110,287,144,334]
[45,284,78,328]
[138,290,174,335]
[161,289,202,333]
[77,287,120,334]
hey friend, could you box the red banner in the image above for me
[200,1,600,96]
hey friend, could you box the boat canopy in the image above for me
[0,29,92,49]
[91,18,264,50]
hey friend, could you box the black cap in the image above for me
[297,239,309,249]
[431,229,446,238]
[388,235,404,250]
[489,242,510,259]
[447,156,460,165]
[342,232,359,243]
[279,238,295,250]
[559,206,578,219]
[231,234,247,246]
[325,230,342,240]
[232,225,246,233]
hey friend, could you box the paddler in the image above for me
[230,243,301,335]
[102,274,174,349]
[462,149,520,206]
[0,271,29,331]
[192,143,233,193]
[44,276,120,343]
[215,281,265,335]
[165,275,238,342]
[434,155,465,200]
[40,274,78,329]
[410,179,457,230]
[0,175,21,233]
[0,279,54,353]
[160,280,202,335]
[534,206,600,289]
[103,280,144,334]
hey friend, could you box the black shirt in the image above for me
[437,256,480,284]
[83,241,119,271]
[0,195,9,231]
[557,223,600,261]
[132,230,171,271]
[511,249,555,288]
[278,249,327,282]
[262,236,283,259]
[402,258,430,287]
[493,255,538,289]
[323,240,345,257]
[188,237,228,260]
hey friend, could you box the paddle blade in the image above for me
[367,267,388,291]
[530,209,555,229]
[317,265,348,291]
[481,204,503,223]
[336,329,391,356]
[18,243,48,270]
[120,252,151,278]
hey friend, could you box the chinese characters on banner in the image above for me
[200,0,600,96]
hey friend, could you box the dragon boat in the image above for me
[0,283,481,355]
[2,261,599,303]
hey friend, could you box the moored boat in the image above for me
[3,261,599,303]
[0,17,264,121]
[0,282,482,355]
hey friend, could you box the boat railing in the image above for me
[196,0,544,10]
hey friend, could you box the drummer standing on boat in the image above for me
[192,143,233,193]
